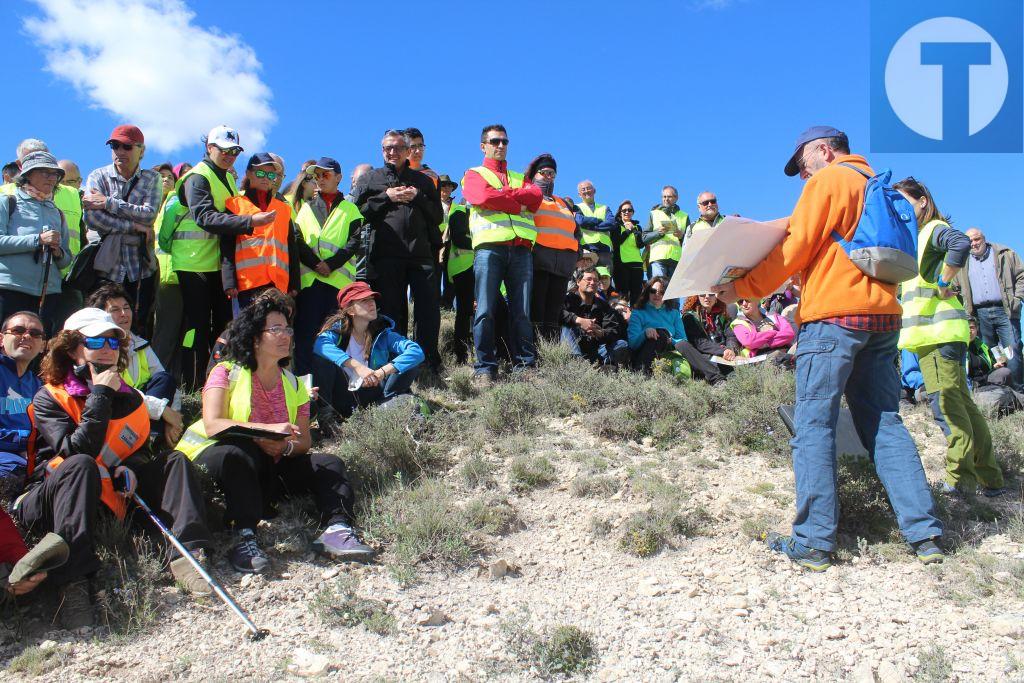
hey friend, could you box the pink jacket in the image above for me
[732,313,795,355]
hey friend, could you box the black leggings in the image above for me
[194,437,355,530]
[531,270,568,343]
[176,270,232,370]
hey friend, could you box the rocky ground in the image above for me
[1,359,1022,682]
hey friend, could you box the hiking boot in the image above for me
[311,523,375,562]
[9,532,69,585]
[764,532,832,572]
[55,579,93,630]
[229,529,269,574]
[170,549,212,596]
[911,538,945,565]
[981,486,1009,498]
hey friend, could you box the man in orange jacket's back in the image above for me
[714,126,943,571]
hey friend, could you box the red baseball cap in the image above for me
[336,281,380,309]
[107,125,145,146]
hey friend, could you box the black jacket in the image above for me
[560,291,626,342]
[179,159,253,237]
[682,310,741,356]
[352,163,442,271]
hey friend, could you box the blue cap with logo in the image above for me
[784,126,844,176]
[307,157,342,175]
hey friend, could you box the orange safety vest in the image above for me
[225,194,292,294]
[26,384,150,520]
[532,196,577,252]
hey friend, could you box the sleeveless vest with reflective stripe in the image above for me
[121,347,152,388]
[648,208,688,262]
[897,219,970,352]
[154,194,181,284]
[27,383,149,519]
[225,194,292,294]
[463,167,536,248]
[617,223,643,264]
[577,202,612,249]
[1,183,81,276]
[171,162,237,273]
[532,196,578,252]
[175,362,307,461]
[296,199,360,290]
[445,204,474,279]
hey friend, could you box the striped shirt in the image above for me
[83,164,162,283]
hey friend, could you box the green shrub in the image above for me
[309,575,395,635]
[535,625,598,677]
[6,645,68,675]
[333,404,434,493]
[618,498,708,557]
[463,496,522,535]
[836,455,899,544]
[94,534,164,637]
[459,452,495,489]
[711,363,794,458]
[990,412,1024,478]
[510,455,556,492]
[570,474,619,498]
[481,383,546,435]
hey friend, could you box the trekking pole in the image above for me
[131,492,269,641]
[38,248,53,317]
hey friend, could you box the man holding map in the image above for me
[713,126,944,572]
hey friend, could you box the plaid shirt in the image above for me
[821,313,902,333]
[83,164,161,283]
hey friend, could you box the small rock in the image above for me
[890,613,909,624]
[804,608,819,620]
[733,609,749,618]
[288,649,330,677]
[38,640,58,651]
[489,559,509,580]
[280,572,293,580]
[725,596,749,610]
[679,611,696,623]
[417,609,450,627]
[686,584,700,598]
[321,567,340,580]
[482,603,498,615]
[992,571,1013,584]
[851,661,875,683]
[723,649,745,666]
[876,660,907,683]
[638,580,664,597]
[824,625,845,640]
[991,614,1024,638]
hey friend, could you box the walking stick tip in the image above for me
[250,628,270,642]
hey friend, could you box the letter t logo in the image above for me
[920,42,992,142]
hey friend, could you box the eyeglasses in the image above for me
[3,326,45,339]
[699,199,718,206]
[382,145,408,153]
[263,325,294,337]
[108,142,136,152]
[621,208,634,213]
[217,146,243,156]
[36,170,62,179]
[537,169,556,178]
[83,336,121,350]
[409,143,425,151]
[487,138,510,146]
[254,169,279,180]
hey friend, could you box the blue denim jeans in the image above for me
[791,322,942,551]
[473,245,535,375]
[975,305,1022,388]
[561,326,630,365]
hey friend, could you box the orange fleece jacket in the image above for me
[734,154,902,323]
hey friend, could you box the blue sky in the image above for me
[2,0,1021,253]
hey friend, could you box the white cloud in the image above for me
[25,0,275,153]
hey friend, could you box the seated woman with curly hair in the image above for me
[681,292,742,383]
[173,294,373,574]
[19,308,212,630]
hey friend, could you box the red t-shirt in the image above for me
[0,508,27,566]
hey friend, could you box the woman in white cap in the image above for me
[0,150,71,333]
[16,308,213,630]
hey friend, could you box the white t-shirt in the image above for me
[342,336,367,388]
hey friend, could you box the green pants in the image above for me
[918,343,1003,491]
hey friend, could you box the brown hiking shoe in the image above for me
[170,550,212,597]
[55,579,93,630]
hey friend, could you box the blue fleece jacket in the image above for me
[0,188,71,296]
[627,304,688,350]
[0,354,41,455]
[313,315,424,373]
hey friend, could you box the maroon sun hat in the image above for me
[107,124,145,146]
[336,281,380,309]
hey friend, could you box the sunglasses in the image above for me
[649,288,665,296]
[83,336,121,350]
[108,142,136,152]
[3,326,45,339]
[537,169,556,178]
[699,199,718,206]
[217,146,243,156]
[487,138,510,146]
[382,145,408,153]
[253,169,279,180]
[621,208,634,213]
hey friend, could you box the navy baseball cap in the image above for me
[246,152,281,171]
[307,157,342,174]
[784,126,844,177]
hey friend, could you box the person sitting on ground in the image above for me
[20,308,213,629]
[312,281,424,419]
[731,297,796,359]
[0,312,45,498]
[681,292,742,383]
[174,294,373,573]
[86,284,184,446]
[766,276,801,321]
[627,277,723,380]
[967,316,1013,388]
[560,268,629,367]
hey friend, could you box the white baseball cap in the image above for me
[63,308,125,338]
[206,125,243,151]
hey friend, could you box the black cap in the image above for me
[246,152,280,171]
[308,157,342,174]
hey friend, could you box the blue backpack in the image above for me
[832,163,918,284]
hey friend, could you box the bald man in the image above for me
[58,160,82,189]
[575,180,614,268]
[686,190,724,240]
[954,228,1024,388]
[346,163,373,202]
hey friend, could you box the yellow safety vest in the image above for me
[175,362,307,461]
[121,347,152,388]
[648,207,689,262]
[897,219,970,352]
[296,198,361,290]
[445,204,474,280]
[463,167,536,248]
[171,162,237,273]
[687,214,723,241]
[578,202,612,249]
[154,194,182,285]
[617,223,643,264]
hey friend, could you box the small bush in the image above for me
[510,456,556,492]
[836,455,899,544]
[481,382,556,435]
[447,366,478,401]
[916,644,952,683]
[740,514,777,541]
[309,576,395,636]
[459,452,495,489]
[94,534,163,637]
[618,498,708,557]
[536,625,598,678]
[710,363,794,458]
[990,412,1024,478]
[6,645,68,675]
[334,404,434,493]
[463,496,522,535]
[570,474,619,498]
